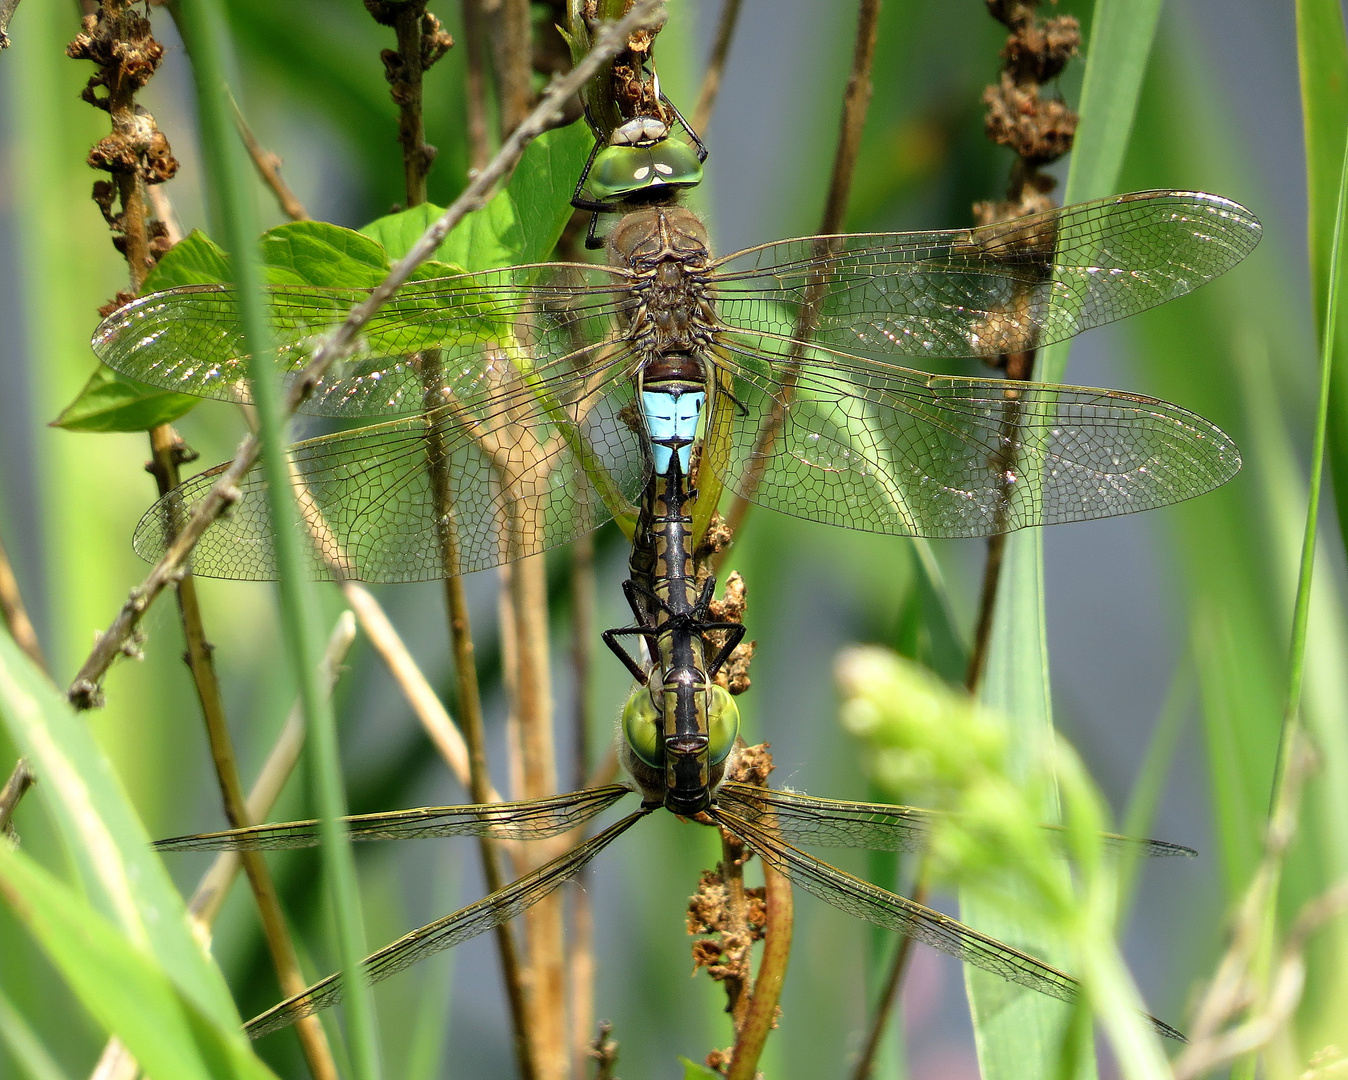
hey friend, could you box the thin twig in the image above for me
[339,582,500,796]
[56,0,668,718]
[568,532,597,1080]
[496,0,534,137]
[0,535,46,837]
[460,0,492,172]
[147,426,337,1080]
[0,534,44,672]
[188,612,357,926]
[849,871,929,1080]
[229,93,309,221]
[690,0,743,135]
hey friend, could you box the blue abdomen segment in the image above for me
[642,390,705,474]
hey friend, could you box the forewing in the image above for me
[134,347,647,581]
[245,809,648,1038]
[712,336,1240,537]
[715,784,1196,858]
[712,191,1261,360]
[714,808,1186,1042]
[93,263,635,418]
[154,785,631,852]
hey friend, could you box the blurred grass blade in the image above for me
[962,1,1162,1076]
[0,631,242,1026]
[1296,0,1348,559]
[170,2,383,1077]
[0,983,72,1080]
[0,844,277,1080]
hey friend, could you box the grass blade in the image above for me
[169,3,383,1077]
[0,844,276,1080]
[963,1,1164,1075]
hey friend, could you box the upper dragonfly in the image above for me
[92,116,1261,581]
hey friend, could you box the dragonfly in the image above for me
[90,113,1262,583]
[154,420,1199,1041]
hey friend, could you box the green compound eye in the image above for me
[587,137,704,204]
[622,687,663,768]
[708,685,740,765]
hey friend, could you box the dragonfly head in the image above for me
[586,116,704,211]
[621,681,740,814]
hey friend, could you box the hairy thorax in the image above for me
[608,205,719,354]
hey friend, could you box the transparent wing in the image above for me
[713,807,1185,1042]
[92,263,636,418]
[706,335,1240,538]
[134,345,648,581]
[712,190,1260,359]
[715,783,1196,859]
[245,809,648,1039]
[155,785,631,852]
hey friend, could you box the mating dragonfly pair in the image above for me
[102,110,1261,1041]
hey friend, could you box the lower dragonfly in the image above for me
[91,113,1262,583]
[156,434,1197,1043]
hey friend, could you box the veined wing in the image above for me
[134,345,647,581]
[711,190,1260,360]
[715,783,1196,859]
[713,807,1185,1042]
[154,785,631,852]
[708,335,1240,538]
[92,262,636,418]
[246,809,649,1038]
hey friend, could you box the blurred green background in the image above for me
[0,1,1342,1078]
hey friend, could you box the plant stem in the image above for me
[147,426,338,1080]
[691,0,743,135]
[460,0,492,171]
[0,534,46,836]
[726,861,793,1080]
[229,93,309,221]
[848,870,929,1080]
[391,1,435,207]
[568,531,597,1079]
[496,0,533,137]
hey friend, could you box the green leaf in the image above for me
[678,1057,723,1080]
[49,362,199,432]
[438,120,592,271]
[141,229,232,291]
[360,202,448,263]
[0,631,242,1027]
[0,846,276,1080]
[260,220,390,287]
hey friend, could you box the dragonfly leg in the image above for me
[702,622,746,679]
[659,92,708,162]
[602,624,655,684]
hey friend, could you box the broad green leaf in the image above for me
[0,631,241,1027]
[141,229,232,291]
[438,121,592,271]
[49,362,199,432]
[0,846,276,1080]
[360,202,448,263]
[260,220,390,287]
